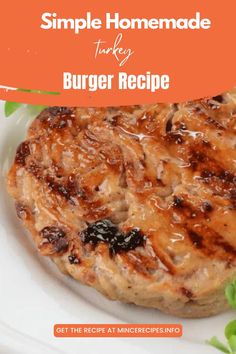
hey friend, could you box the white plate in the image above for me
[0,101,234,354]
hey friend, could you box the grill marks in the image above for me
[200,168,236,189]
[199,167,236,206]
[189,149,209,171]
[44,173,108,219]
[172,134,236,206]
[172,195,213,219]
[20,152,106,209]
[188,141,221,172]
[46,176,74,201]
[23,157,87,203]
[18,114,124,222]
[188,230,203,249]
[172,196,236,260]
[162,120,235,205]
[187,227,236,260]
[45,175,86,203]
[12,102,236,273]
[171,194,236,261]
[194,151,236,194]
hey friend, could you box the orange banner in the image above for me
[54,324,182,338]
[0,0,235,106]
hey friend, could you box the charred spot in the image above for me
[189,161,198,170]
[189,151,207,170]
[80,219,118,245]
[187,226,236,260]
[218,170,236,184]
[53,237,69,253]
[41,226,66,242]
[201,169,215,179]
[48,115,74,130]
[192,151,206,163]
[181,287,193,299]
[57,185,71,199]
[46,176,70,199]
[48,107,74,117]
[216,240,236,255]
[40,226,68,253]
[166,132,184,145]
[200,168,236,189]
[53,119,68,129]
[80,219,146,255]
[15,202,29,220]
[165,118,173,133]
[38,107,75,126]
[173,196,185,208]
[67,175,79,196]
[49,117,68,130]
[67,175,87,199]
[68,255,80,265]
[171,197,201,220]
[192,105,202,113]
[108,114,121,126]
[111,229,146,255]
[45,175,85,202]
[212,95,224,103]
[188,230,203,249]
[15,141,30,166]
[202,201,213,213]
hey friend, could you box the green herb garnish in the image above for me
[4,101,22,117]
[208,336,231,354]
[4,88,60,117]
[208,280,236,353]
[226,281,236,310]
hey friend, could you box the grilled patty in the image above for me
[7,89,236,317]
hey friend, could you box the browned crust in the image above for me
[7,91,236,317]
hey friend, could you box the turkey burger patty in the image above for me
[7,90,236,317]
